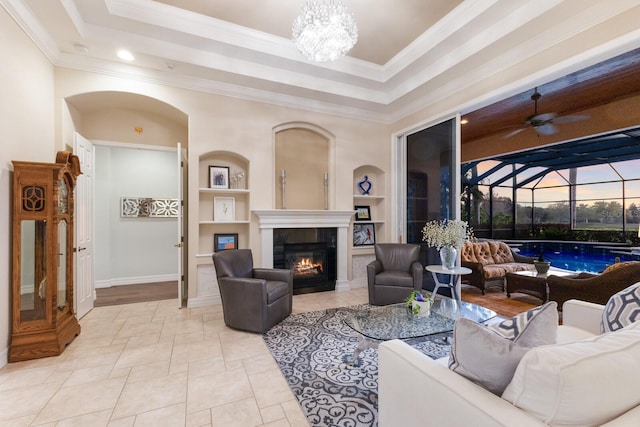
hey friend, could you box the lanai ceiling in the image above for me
[4,0,640,126]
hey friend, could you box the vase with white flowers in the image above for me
[421,219,473,270]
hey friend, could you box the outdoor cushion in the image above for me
[461,241,478,263]
[472,241,494,265]
[448,301,558,395]
[601,282,640,333]
[502,321,640,426]
[490,242,515,264]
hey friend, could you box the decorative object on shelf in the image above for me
[324,172,329,210]
[209,165,229,189]
[281,169,286,209]
[421,219,473,270]
[214,197,235,222]
[292,0,358,62]
[120,197,179,218]
[214,233,238,252]
[358,175,372,195]
[353,223,375,246]
[354,205,371,221]
[358,175,373,196]
[230,169,245,189]
[405,290,433,316]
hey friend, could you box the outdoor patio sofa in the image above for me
[547,260,640,308]
[461,240,537,294]
[379,298,640,426]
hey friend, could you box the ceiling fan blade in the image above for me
[502,127,528,139]
[553,114,590,124]
[528,112,557,122]
[536,123,558,135]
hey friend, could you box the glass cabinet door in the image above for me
[20,220,47,322]
[57,220,67,309]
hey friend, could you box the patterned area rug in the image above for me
[262,304,452,427]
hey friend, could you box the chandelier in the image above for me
[292,1,358,62]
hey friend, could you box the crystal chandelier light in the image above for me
[292,1,358,62]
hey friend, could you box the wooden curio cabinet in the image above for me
[9,151,82,362]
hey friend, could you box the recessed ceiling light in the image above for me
[117,49,134,61]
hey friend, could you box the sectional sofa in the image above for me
[378,299,640,426]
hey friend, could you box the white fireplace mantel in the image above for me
[252,209,355,291]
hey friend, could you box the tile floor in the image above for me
[0,288,369,427]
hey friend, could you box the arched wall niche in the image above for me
[198,150,249,190]
[273,122,334,210]
[65,91,188,147]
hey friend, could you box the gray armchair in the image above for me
[212,249,293,333]
[367,244,423,306]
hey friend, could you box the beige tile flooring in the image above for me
[0,288,369,427]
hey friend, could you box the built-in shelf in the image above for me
[199,220,251,225]
[353,195,384,201]
[198,151,250,257]
[199,188,249,194]
[352,246,375,253]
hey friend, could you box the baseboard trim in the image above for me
[0,346,8,369]
[351,278,367,289]
[95,274,179,289]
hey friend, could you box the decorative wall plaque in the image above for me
[121,197,179,218]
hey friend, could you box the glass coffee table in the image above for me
[343,295,496,364]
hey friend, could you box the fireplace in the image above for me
[252,209,354,292]
[274,228,337,294]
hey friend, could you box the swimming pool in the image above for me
[512,241,638,273]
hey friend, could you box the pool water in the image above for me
[515,241,637,273]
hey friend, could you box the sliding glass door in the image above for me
[400,117,460,288]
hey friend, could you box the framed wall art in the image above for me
[353,223,375,246]
[209,165,229,189]
[214,233,238,252]
[214,197,235,222]
[354,205,371,221]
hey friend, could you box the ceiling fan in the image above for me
[503,88,590,138]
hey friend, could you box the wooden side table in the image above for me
[506,267,578,302]
[426,265,472,301]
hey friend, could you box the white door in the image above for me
[74,133,94,318]
[176,143,186,307]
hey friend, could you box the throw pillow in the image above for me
[502,321,640,426]
[448,301,557,395]
[601,282,640,333]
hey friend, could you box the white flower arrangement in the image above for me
[421,219,472,250]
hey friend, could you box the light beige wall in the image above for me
[275,128,329,210]
[52,68,391,301]
[79,107,187,147]
[0,7,56,365]
[390,6,640,147]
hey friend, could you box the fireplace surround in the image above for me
[253,210,354,291]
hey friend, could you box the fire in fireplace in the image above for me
[274,228,337,294]
[289,254,324,277]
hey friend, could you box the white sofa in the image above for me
[378,300,640,427]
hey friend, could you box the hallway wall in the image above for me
[94,145,179,287]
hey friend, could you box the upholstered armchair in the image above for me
[367,244,423,306]
[212,249,293,333]
[547,261,640,309]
